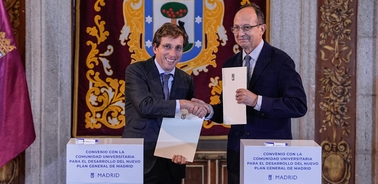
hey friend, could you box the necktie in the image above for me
[162,73,171,100]
[244,55,252,83]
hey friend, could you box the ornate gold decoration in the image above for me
[4,0,21,36]
[318,0,354,183]
[203,44,241,129]
[120,0,226,75]
[0,155,20,183]
[240,0,251,5]
[118,0,227,129]
[0,31,16,58]
[84,0,228,131]
[84,0,125,130]
[321,139,351,183]
[203,76,230,129]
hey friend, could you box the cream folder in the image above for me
[222,67,247,125]
[154,110,204,162]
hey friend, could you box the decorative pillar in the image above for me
[315,0,357,183]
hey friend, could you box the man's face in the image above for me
[153,36,184,72]
[233,7,265,54]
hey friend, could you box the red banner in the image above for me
[0,0,35,167]
[73,0,267,137]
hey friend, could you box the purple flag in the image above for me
[0,0,36,167]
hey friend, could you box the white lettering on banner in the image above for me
[89,164,108,168]
[246,151,320,172]
[294,167,311,170]
[274,175,298,180]
[69,160,81,163]
[86,150,108,154]
[108,150,125,154]
[263,152,285,156]
[116,164,133,168]
[76,155,102,158]
[69,149,142,170]
[97,173,121,178]
[66,138,143,183]
[103,155,135,158]
[267,167,286,170]
[241,140,321,184]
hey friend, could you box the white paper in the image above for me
[222,67,247,124]
[154,110,203,162]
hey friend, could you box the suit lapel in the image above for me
[249,43,272,88]
[236,53,243,67]
[170,71,183,99]
[145,58,165,99]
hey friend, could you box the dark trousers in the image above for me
[144,157,183,184]
[228,172,240,184]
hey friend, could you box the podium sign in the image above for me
[66,138,143,184]
[241,139,321,184]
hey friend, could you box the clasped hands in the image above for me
[182,89,257,118]
[180,99,210,118]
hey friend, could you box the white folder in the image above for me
[154,110,203,162]
[222,67,247,124]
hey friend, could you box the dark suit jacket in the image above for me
[211,42,307,174]
[122,57,195,179]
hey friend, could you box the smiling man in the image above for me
[192,3,307,184]
[122,22,209,184]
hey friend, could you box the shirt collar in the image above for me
[154,59,175,75]
[243,39,264,61]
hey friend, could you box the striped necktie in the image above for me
[244,55,252,83]
[162,73,171,100]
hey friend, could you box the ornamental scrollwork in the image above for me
[318,0,354,183]
[203,76,230,129]
[4,0,21,36]
[84,0,125,130]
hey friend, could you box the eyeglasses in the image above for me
[231,24,262,33]
[161,44,183,52]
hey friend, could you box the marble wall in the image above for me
[25,0,72,183]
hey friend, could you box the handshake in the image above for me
[179,98,210,119]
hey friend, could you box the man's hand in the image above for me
[179,99,209,118]
[172,155,187,165]
[235,88,258,107]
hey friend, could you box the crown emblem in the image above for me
[0,31,16,59]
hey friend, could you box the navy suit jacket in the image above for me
[122,57,195,178]
[211,42,307,174]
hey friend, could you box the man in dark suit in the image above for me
[194,3,307,184]
[122,23,209,184]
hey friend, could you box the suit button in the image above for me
[261,113,265,116]
[246,132,250,136]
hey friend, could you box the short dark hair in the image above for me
[238,3,265,24]
[153,22,189,48]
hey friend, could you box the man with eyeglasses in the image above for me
[122,22,210,184]
[194,3,307,184]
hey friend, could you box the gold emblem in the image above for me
[120,0,227,75]
[0,31,16,59]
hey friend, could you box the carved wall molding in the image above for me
[316,0,357,183]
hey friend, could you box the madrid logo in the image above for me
[119,0,227,76]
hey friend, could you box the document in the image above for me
[154,110,203,162]
[222,67,247,124]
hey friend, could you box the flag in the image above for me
[0,0,35,167]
